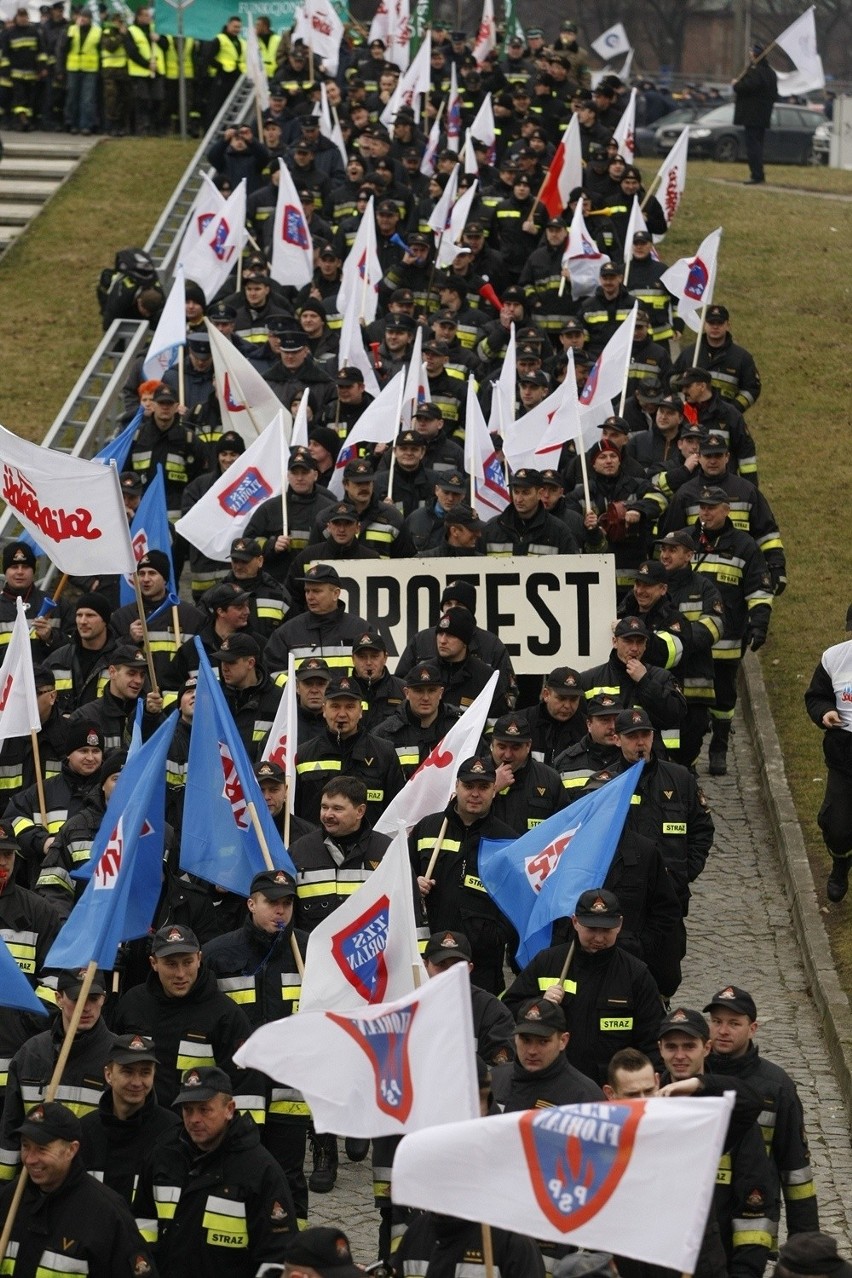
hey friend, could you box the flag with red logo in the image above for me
[660,226,722,333]
[329,370,406,498]
[181,642,296,894]
[652,128,689,229]
[235,960,478,1137]
[178,173,225,263]
[0,426,136,576]
[563,198,610,301]
[303,0,345,75]
[464,377,509,519]
[539,116,583,219]
[374,672,498,836]
[578,304,639,428]
[446,62,462,153]
[385,0,411,72]
[175,412,286,561]
[479,760,643,964]
[612,87,637,162]
[394,1093,733,1266]
[381,29,430,127]
[0,597,40,745]
[436,178,479,269]
[299,826,425,1013]
[271,159,314,290]
[262,654,297,814]
[45,713,178,969]
[337,196,383,325]
[472,0,496,64]
[503,350,587,473]
[179,179,247,303]
[205,316,284,445]
[119,466,176,607]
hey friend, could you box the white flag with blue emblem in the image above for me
[271,159,313,289]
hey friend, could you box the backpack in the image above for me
[96,247,160,317]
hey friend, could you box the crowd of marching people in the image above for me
[2,8,849,1278]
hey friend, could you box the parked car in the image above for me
[634,105,706,157]
[654,102,820,165]
[812,119,831,163]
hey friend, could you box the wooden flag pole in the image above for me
[177,346,186,408]
[423,816,449,882]
[29,730,49,829]
[248,800,304,977]
[481,1223,496,1278]
[171,604,182,650]
[132,573,160,697]
[640,169,662,212]
[557,939,576,985]
[578,441,592,514]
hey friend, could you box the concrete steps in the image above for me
[0,130,100,254]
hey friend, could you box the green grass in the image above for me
[0,137,195,443]
[2,145,852,980]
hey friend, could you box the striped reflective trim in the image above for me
[217,976,256,1004]
[176,1039,215,1070]
[732,1223,776,1248]
[154,1184,181,1219]
[296,759,343,775]
[537,976,577,994]
[136,1219,158,1243]
[416,836,461,853]
[234,1093,266,1123]
[33,1250,90,1276]
[203,1194,248,1247]
[270,1085,310,1116]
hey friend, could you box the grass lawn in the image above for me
[1,144,852,977]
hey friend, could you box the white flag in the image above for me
[374,671,498,835]
[328,370,407,498]
[400,326,429,429]
[652,128,689,229]
[420,113,442,176]
[427,162,459,236]
[386,0,411,71]
[318,83,347,169]
[446,62,462,153]
[578,304,639,426]
[270,159,314,290]
[178,173,225,263]
[395,1095,734,1267]
[381,30,430,126]
[0,429,135,575]
[436,178,479,269]
[205,318,283,443]
[465,378,509,520]
[338,196,382,325]
[337,286,382,400]
[180,179,247,303]
[468,92,495,163]
[487,322,516,435]
[368,0,389,44]
[262,653,297,814]
[624,196,658,263]
[504,353,584,472]
[775,7,825,96]
[175,414,285,561]
[564,198,610,300]
[142,266,186,380]
[290,389,310,452]
[462,130,478,177]
[304,0,344,75]
[591,21,631,60]
[299,827,425,1012]
[660,226,722,333]
[472,0,496,64]
[0,598,40,744]
[234,961,479,1137]
[245,21,269,111]
[613,87,637,162]
[619,48,634,82]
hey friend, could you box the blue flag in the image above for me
[181,641,296,895]
[479,761,644,967]
[0,939,49,1016]
[119,465,176,606]
[16,407,143,559]
[46,713,178,970]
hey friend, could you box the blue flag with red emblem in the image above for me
[0,937,49,1016]
[119,465,176,606]
[180,641,296,894]
[479,761,644,966]
[46,713,178,970]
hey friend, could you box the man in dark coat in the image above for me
[732,44,777,185]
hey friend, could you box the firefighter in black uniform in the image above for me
[0,541,71,661]
[395,580,516,699]
[128,383,201,576]
[223,537,290,642]
[134,1064,296,1274]
[676,368,758,486]
[350,630,404,732]
[578,261,636,358]
[432,608,511,722]
[411,756,517,994]
[490,998,603,1111]
[804,603,852,902]
[111,550,206,684]
[703,985,818,1236]
[284,503,383,612]
[309,459,414,559]
[617,559,692,686]
[292,678,404,828]
[252,761,314,847]
[214,633,282,763]
[483,468,580,557]
[67,644,163,755]
[375,662,465,780]
[0,1101,157,1278]
[691,486,773,775]
[556,693,622,797]
[264,564,371,682]
[503,888,663,1086]
[44,592,118,713]
[164,582,255,691]
[518,667,587,767]
[0,664,67,809]
[244,449,337,583]
[203,869,310,1227]
[488,714,567,835]
[671,303,761,412]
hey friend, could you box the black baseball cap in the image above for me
[574,888,622,927]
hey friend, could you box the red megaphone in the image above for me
[478,281,502,311]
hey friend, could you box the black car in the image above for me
[655,102,820,164]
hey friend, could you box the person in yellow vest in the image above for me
[63,8,100,134]
[254,14,280,79]
[160,29,200,135]
[202,14,245,128]
[99,12,129,135]
[123,4,163,135]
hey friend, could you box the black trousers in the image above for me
[744,126,767,181]
[818,768,852,858]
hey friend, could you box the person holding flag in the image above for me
[66,646,163,756]
[45,592,118,714]
[111,549,206,684]
[626,228,676,349]
[503,887,663,1085]
[0,542,73,662]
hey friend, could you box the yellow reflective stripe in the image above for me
[662,822,686,834]
[784,1181,817,1200]
[536,976,577,994]
[600,1017,634,1030]
[137,1220,158,1243]
[296,759,343,774]
[732,1229,775,1248]
[270,1099,311,1115]
[463,874,486,892]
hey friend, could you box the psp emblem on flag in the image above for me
[282,204,309,249]
[328,1003,419,1122]
[330,895,391,1002]
[684,256,709,302]
[524,828,578,894]
[219,741,249,829]
[520,1102,643,1231]
[211,217,233,262]
[94,818,124,891]
[218,467,273,518]
[579,360,601,405]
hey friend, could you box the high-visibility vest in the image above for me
[127,23,163,77]
[258,30,280,77]
[65,22,101,72]
[99,26,127,70]
[210,30,246,75]
[163,33,194,79]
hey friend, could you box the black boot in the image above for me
[309,1132,338,1193]
[827,857,850,903]
[708,720,732,776]
[344,1136,370,1162]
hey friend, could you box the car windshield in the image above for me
[657,108,699,125]
[696,105,735,124]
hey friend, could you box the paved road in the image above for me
[306,720,852,1263]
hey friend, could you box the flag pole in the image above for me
[177,346,186,408]
[640,169,662,213]
[171,603,182,649]
[481,1223,496,1278]
[29,730,49,829]
[423,815,449,882]
[557,939,575,984]
[247,800,305,977]
[618,303,639,415]
[132,572,160,696]
[0,960,100,1264]
[578,443,592,514]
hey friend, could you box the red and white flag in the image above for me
[142,265,186,380]
[178,173,225,262]
[381,29,430,126]
[337,284,381,399]
[400,326,430,428]
[563,198,610,300]
[436,178,479,269]
[299,826,425,1012]
[175,414,285,561]
[329,370,406,498]
[304,0,344,74]
[465,377,508,519]
[0,598,40,744]
[0,428,135,575]
[386,0,411,71]
[472,0,496,64]
[368,0,389,43]
[661,226,722,333]
[271,159,314,290]
[487,321,516,435]
[427,162,458,237]
[539,116,583,219]
[505,350,586,472]
[338,196,382,324]
[446,62,462,153]
[613,87,637,162]
[578,304,638,427]
[375,671,498,835]
[420,112,442,176]
[395,1095,734,1267]
[653,128,689,229]
[205,318,283,443]
[262,654,297,814]
[234,961,479,1137]
[180,179,247,303]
